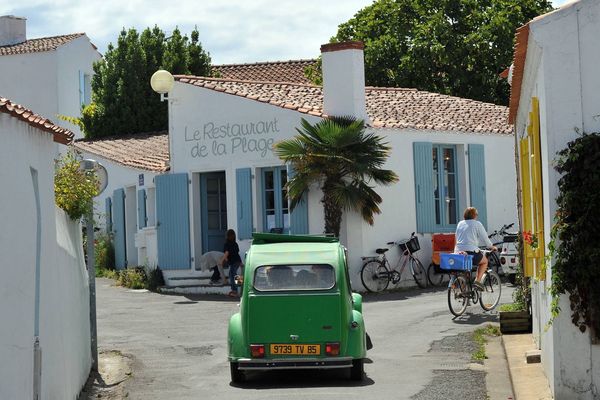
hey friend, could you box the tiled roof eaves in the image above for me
[176,75,326,116]
[0,97,73,144]
[73,132,170,172]
[175,76,512,135]
[508,24,530,125]
[213,59,316,69]
[371,126,514,136]
[0,33,85,56]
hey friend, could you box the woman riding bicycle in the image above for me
[454,207,497,290]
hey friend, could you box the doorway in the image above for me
[200,172,227,252]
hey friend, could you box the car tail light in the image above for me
[250,344,265,358]
[326,342,340,356]
[511,258,516,264]
[500,257,506,265]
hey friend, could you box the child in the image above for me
[222,229,243,297]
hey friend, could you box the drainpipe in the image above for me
[30,167,42,400]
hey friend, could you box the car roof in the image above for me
[247,240,342,270]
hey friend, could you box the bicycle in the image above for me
[444,251,502,317]
[427,225,512,287]
[360,233,428,292]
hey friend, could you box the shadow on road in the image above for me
[158,292,240,303]
[230,369,375,389]
[361,286,447,303]
[451,312,499,325]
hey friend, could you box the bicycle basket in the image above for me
[398,236,420,253]
[440,253,473,271]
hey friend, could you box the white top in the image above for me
[454,219,493,252]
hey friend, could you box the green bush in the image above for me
[550,132,600,336]
[146,267,165,292]
[117,268,147,289]
[95,232,115,270]
[96,268,118,280]
[54,151,99,220]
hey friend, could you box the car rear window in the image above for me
[253,264,335,291]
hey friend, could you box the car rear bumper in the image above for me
[236,357,353,370]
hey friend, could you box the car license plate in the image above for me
[270,344,321,355]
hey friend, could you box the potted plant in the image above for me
[499,235,533,334]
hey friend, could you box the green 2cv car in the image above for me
[228,233,369,382]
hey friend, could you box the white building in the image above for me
[80,42,518,289]
[510,0,600,398]
[0,97,91,399]
[0,15,101,139]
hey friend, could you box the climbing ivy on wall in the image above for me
[550,132,600,337]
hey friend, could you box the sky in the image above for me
[1,0,571,65]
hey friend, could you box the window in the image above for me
[432,145,458,228]
[415,142,484,233]
[79,71,91,106]
[253,264,335,291]
[262,166,289,233]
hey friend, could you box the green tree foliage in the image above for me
[321,0,552,105]
[83,26,212,138]
[274,116,398,237]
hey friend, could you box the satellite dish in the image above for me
[80,159,108,196]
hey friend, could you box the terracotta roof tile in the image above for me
[212,59,316,85]
[175,76,512,135]
[0,33,86,56]
[0,97,73,144]
[73,132,169,172]
[508,24,530,125]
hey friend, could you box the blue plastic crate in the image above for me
[440,253,474,271]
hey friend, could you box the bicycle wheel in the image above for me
[448,275,468,317]
[480,271,502,311]
[427,263,444,287]
[410,257,428,288]
[361,261,390,292]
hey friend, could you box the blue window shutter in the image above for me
[79,70,85,106]
[413,142,435,233]
[105,197,112,234]
[287,164,308,234]
[156,173,191,270]
[112,189,127,270]
[236,168,253,240]
[468,144,488,229]
[137,188,147,229]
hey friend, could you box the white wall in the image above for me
[0,114,91,399]
[56,36,102,138]
[169,82,518,287]
[169,82,322,266]
[357,129,518,287]
[45,208,92,399]
[517,1,600,397]
[0,51,58,123]
[0,35,100,140]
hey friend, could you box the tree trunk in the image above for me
[322,180,343,237]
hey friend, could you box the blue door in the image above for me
[200,172,227,252]
[156,173,191,270]
[112,188,127,269]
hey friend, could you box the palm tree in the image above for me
[274,116,399,237]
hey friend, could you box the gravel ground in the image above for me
[412,369,487,400]
[412,332,487,400]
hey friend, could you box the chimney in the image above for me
[0,16,26,47]
[320,41,369,123]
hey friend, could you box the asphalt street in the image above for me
[95,278,514,399]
